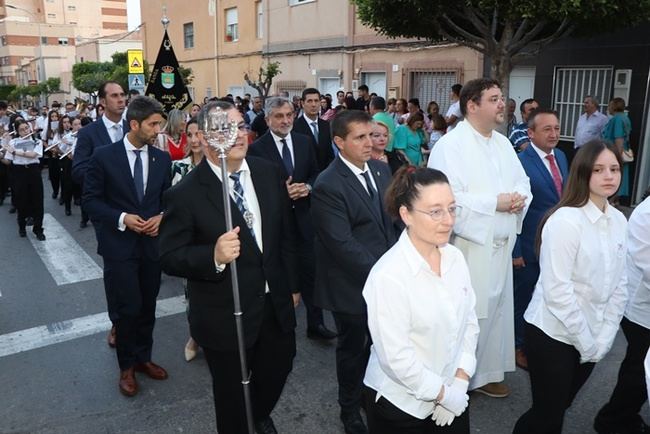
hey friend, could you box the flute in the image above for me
[59,148,73,159]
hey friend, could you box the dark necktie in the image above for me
[280,138,294,176]
[133,150,144,202]
[229,171,256,240]
[361,170,383,220]
[545,154,563,198]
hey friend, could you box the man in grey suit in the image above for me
[311,110,398,434]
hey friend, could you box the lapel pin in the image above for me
[153,157,156,162]
[376,171,380,177]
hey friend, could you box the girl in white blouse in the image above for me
[513,139,628,433]
[363,166,479,433]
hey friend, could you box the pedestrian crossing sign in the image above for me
[128,49,144,74]
[129,74,145,92]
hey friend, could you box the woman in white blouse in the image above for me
[363,166,479,433]
[594,195,650,434]
[513,139,628,433]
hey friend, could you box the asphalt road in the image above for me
[0,175,644,434]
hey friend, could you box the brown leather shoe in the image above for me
[107,325,116,348]
[515,348,529,371]
[119,367,138,397]
[134,361,168,380]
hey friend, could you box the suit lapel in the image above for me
[261,133,286,176]
[335,158,384,227]
[98,117,113,146]
[248,159,273,259]
[143,148,160,201]
[528,147,560,201]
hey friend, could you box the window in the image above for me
[41,36,48,45]
[256,2,263,39]
[67,5,76,11]
[289,0,316,5]
[552,66,613,140]
[58,38,68,45]
[1,36,6,46]
[47,13,56,18]
[206,87,212,99]
[225,8,238,42]
[409,70,460,115]
[183,22,194,49]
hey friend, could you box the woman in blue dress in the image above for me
[602,97,632,204]
[393,111,426,166]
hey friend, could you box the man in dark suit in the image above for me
[72,81,130,347]
[248,96,337,341]
[512,108,568,369]
[159,101,299,434]
[83,96,172,397]
[311,110,398,434]
[293,87,335,172]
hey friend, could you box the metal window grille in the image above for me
[552,66,613,140]
[275,80,306,99]
[409,70,460,115]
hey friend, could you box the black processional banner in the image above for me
[145,30,192,112]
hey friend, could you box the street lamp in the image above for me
[5,4,45,85]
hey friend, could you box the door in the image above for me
[508,66,536,111]
[319,78,341,98]
[361,72,387,97]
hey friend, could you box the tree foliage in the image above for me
[352,0,650,94]
[244,61,282,100]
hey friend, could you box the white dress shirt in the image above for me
[117,136,149,231]
[270,130,294,167]
[206,158,269,292]
[574,111,608,148]
[363,230,479,419]
[302,113,319,140]
[6,138,43,165]
[445,101,462,132]
[338,154,378,195]
[623,197,650,329]
[525,200,628,362]
[102,115,124,143]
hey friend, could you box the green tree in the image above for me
[0,85,16,101]
[37,77,61,105]
[244,61,281,100]
[72,61,114,98]
[352,0,650,97]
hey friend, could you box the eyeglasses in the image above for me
[413,205,460,221]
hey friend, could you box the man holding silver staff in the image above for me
[159,100,300,434]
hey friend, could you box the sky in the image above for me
[126,0,141,30]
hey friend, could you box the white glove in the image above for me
[439,381,469,416]
[432,405,455,426]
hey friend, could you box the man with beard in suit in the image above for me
[248,96,337,341]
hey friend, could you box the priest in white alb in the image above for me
[428,78,532,398]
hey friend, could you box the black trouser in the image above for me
[513,261,540,349]
[297,233,324,330]
[513,323,596,434]
[364,386,470,434]
[595,317,650,431]
[0,162,8,202]
[59,157,73,212]
[332,311,371,415]
[47,155,60,197]
[103,257,162,371]
[202,295,296,434]
[13,164,44,233]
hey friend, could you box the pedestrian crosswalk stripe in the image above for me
[28,213,103,286]
[0,295,185,358]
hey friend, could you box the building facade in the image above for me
[140,0,262,104]
[140,0,483,113]
[0,0,129,85]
